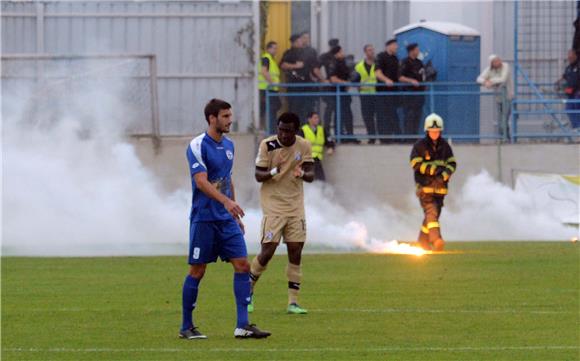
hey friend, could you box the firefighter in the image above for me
[410,113,457,251]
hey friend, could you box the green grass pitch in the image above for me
[2,242,579,361]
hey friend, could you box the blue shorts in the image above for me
[188,219,247,264]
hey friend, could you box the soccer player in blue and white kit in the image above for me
[179,99,271,339]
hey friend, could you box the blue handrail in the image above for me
[263,81,580,143]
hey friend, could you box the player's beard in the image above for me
[217,122,231,134]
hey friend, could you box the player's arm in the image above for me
[296,142,315,183]
[298,162,315,183]
[193,172,244,219]
[255,166,277,182]
[254,140,279,182]
[230,179,245,234]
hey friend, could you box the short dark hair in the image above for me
[307,111,318,119]
[328,38,340,47]
[266,41,277,49]
[386,38,397,46]
[277,112,300,130]
[290,34,301,42]
[204,98,231,123]
[363,44,373,52]
[406,43,418,52]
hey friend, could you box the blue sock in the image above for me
[181,275,200,331]
[233,272,251,328]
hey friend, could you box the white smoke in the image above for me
[2,62,577,256]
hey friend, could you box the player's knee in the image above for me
[232,259,251,273]
[188,264,206,279]
[257,244,277,265]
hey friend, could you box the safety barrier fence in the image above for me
[264,82,579,144]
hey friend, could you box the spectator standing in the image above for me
[281,34,310,123]
[328,46,357,143]
[375,39,402,143]
[298,111,335,181]
[300,32,324,121]
[258,41,282,133]
[477,54,513,137]
[300,32,324,83]
[400,43,426,138]
[319,38,340,131]
[355,44,378,143]
[559,49,580,128]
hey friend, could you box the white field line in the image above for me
[309,308,577,315]
[4,346,579,353]
[20,307,577,315]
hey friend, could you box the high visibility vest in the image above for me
[301,124,325,160]
[258,52,280,91]
[354,60,376,94]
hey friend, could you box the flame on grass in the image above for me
[366,239,429,256]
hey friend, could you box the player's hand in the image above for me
[293,163,304,178]
[224,199,245,219]
[411,79,420,86]
[326,147,334,156]
[236,218,245,235]
[295,61,304,69]
[484,80,492,88]
[385,79,394,86]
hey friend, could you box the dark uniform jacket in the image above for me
[563,61,580,96]
[401,57,426,91]
[375,51,400,92]
[328,58,350,92]
[281,47,309,83]
[410,136,457,195]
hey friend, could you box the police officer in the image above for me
[319,38,340,132]
[298,111,335,181]
[561,49,580,128]
[258,41,281,133]
[355,44,378,143]
[400,43,426,139]
[281,34,310,122]
[375,39,402,143]
[410,113,457,252]
[328,46,357,143]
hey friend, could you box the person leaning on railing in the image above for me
[280,34,312,123]
[319,38,341,131]
[399,43,426,141]
[258,41,282,133]
[558,49,580,129]
[477,54,513,137]
[375,38,403,143]
[328,46,358,144]
[355,44,378,144]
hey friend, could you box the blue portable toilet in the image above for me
[394,21,481,138]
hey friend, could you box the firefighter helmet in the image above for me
[424,113,444,131]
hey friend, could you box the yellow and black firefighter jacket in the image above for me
[410,136,457,196]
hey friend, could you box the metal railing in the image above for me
[263,81,579,143]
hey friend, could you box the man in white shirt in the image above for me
[477,55,513,138]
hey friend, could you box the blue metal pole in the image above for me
[512,0,519,143]
[265,87,271,134]
[429,84,435,113]
[335,84,342,144]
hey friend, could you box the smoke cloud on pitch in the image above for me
[2,61,577,256]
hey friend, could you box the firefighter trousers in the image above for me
[416,189,445,251]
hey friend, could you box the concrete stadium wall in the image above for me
[131,136,580,212]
